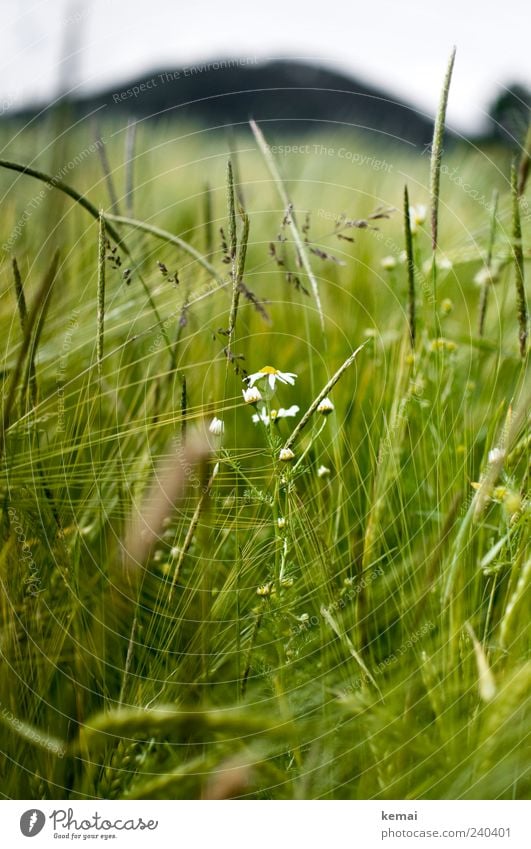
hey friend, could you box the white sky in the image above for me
[1,0,529,132]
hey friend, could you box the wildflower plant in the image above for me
[242,365,302,595]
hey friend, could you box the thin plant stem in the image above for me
[203,182,213,259]
[227,161,237,267]
[511,162,528,358]
[124,119,136,218]
[403,185,416,347]
[12,257,28,328]
[97,211,106,378]
[180,376,187,445]
[517,124,531,197]
[227,208,250,355]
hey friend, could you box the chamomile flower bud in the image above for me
[209,417,224,436]
[430,337,457,353]
[279,447,295,462]
[242,386,262,405]
[277,516,286,529]
[317,397,334,415]
[381,255,397,271]
[317,465,331,478]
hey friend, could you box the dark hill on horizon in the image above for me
[12,60,441,151]
[7,60,528,148]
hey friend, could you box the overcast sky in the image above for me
[1,0,529,132]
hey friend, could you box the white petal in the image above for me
[278,405,299,418]
[269,374,276,391]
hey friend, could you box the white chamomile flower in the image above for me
[209,416,224,436]
[279,447,295,462]
[252,405,300,426]
[317,465,331,478]
[242,386,262,405]
[422,256,451,274]
[381,255,397,271]
[474,267,491,287]
[437,256,453,271]
[317,397,334,415]
[409,204,427,234]
[246,366,297,393]
[474,264,501,287]
[276,405,300,419]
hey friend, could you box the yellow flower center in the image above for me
[259,366,278,374]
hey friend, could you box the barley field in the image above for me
[0,78,529,800]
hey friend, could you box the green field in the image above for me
[0,106,529,799]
